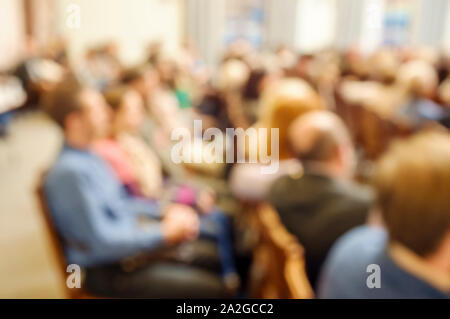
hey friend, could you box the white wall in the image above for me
[294,0,337,53]
[443,0,450,53]
[359,0,385,55]
[0,0,26,71]
[54,0,182,66]
[265,0,298,49]
[185,0,226,67]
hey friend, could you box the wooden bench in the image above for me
[250,204,313,299]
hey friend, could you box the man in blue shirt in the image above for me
[44,78,228,297]
[318,132,450,298]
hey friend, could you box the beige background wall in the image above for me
[0,0,183,298]
[294,0,337,53]
[443,1,450,53]
[0,0,26,71]
[53,0,183,66]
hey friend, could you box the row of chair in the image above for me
[37,173,313,299]
[248,203,314,299]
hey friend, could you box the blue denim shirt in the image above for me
[44,144,165,267]
[318,226,449,299]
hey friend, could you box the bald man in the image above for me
[268,111,373,288]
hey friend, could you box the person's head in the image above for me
[243,69,267,100]
[147,41,163,65]
[374,131,450,271]
[438,76,450,106]
[217,59,250,93]
[259,78,325,160]
[121,65,159,98]
[396,59,438,99]
[288,110,355,177]
[104,86,145,134]
[155,55,178,89]
[370,49,400,83]
[45,77,110,148]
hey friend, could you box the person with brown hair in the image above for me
[93,85,162,198]
[93,85,239,291]
[318,131,450,298]
[229,78,324,201]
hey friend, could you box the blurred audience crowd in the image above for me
[1,37,450,298]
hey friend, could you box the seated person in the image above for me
[229,78,323,201]
[269,111,373,287]
[0,76,27,137]
[318,131,450,298]
[437,77,450,128]
[396,60,449,128]
[43,78,229,298]
[93,85,239,289]
[122,65,226,179]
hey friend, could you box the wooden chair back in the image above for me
[250,204,314,299]
[35,174,96,299]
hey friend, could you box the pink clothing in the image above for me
[94,138,198,205]
[92,139,138,187]
[174,185,197,206]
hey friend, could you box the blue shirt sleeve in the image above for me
[47,169,166,264]
[126,196,164,220]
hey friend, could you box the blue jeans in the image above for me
[199,210,236,277]
[0,111,14,137]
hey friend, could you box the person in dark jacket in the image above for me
[269,111,373,287]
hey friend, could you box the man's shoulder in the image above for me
[271,172,337,194]
[326,226,387,262]
[317,226,387,298]
[335,179,374,207]
[318,226,450,299]
[270,174,294,194]
[268,173,304,205]
[45,149,90,185]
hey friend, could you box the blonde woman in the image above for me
[94,86,239,291]
[229,78,325,201]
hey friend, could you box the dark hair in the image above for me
[43,75,84,128]
[103,85,130,111]
[121,65,151,84]
[243,70,266,100]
